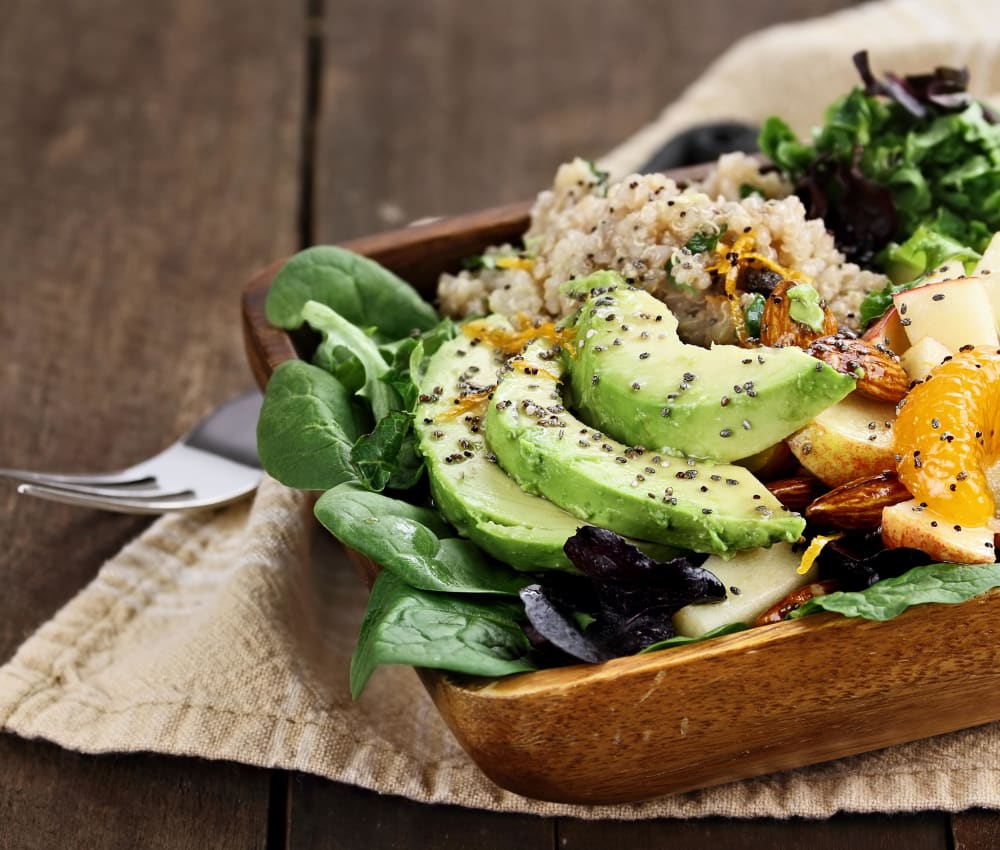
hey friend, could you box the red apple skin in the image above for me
[861,306,910,357]
[882,500,996,564]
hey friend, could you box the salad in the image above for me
[257,54,1000,697]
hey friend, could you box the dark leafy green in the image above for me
[349,411,422,491]
[760,52,1000,276]
[641,622,749,653]
[519,527,725,663]
[350,571,537,698]
[266,245,438,339]
[791,561,1000,621]
[256,360,366,490]
[316,484,529,597]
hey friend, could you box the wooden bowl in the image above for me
[241,196,1000,805]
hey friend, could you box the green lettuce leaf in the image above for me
[790,561,1000,621]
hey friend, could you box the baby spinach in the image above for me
[791,561,1000,621]
[349,412,422,491]
[256,360,366,490]
[266,245,438,340]
[316,483,529,597]
[300,300,400,421]
[350,571,537,698]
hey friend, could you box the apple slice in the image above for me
[893,276,999,352]
[786,394,896,487]
[922,259,967,284]
[974,232,1000,324]
[899,336,951,383]
[882,499,996,564]
[861,306,910,357]
[672,543,816,637]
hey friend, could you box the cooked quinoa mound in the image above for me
[437,153,888,345]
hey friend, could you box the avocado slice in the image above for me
[486,340,805,556]
[414,317,586,570]
[567,278,856,461]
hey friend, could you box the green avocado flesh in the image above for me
[568,281,856,461]
[413,317,585,570]
[486,341,805,556]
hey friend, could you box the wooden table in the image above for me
[2,1,998,846]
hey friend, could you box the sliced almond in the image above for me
[759,280,838,348]
[806,334,909,403]
[804,470,910,531]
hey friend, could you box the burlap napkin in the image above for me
[4,0,1000,819]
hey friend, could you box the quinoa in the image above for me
[437,153,888,345]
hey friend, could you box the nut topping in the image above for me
[804,470,911,530]
[759,280,838,348]
[806,335,909,403]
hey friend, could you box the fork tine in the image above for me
[0,466,153,488]
[16,479,192,499]
[16,482,253,514]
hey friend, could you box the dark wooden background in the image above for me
[2,0,998,847]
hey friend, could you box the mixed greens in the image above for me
[258,252,1000,697]
[254,55,1000,695]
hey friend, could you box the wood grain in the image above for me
[315,0,869,241]
[558,813,948,850]
[0,0,303,845]
[287,780,553,849]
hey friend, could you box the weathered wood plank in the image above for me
[0,0,304,846]
[287,780,553,850]
[315,0,863,241]
[558,812,949,850]
[952,810,1000,850]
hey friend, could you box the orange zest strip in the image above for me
[462,314,575,357]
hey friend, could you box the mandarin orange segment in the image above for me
[893,346,1000,527]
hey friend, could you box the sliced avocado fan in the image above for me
[414,316,587,571]
[486,339,805,556]
[566,275,857,461]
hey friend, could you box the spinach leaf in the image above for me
[380,319,456,411]
[316,483,530,597]
[301,300,400,421]
[790,561,1000,621]
[256,360,366,490]
[266,245,438,340]
[350,571,537,697]
[640,622,749,653]
[349,411,423,491]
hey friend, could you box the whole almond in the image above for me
[804,470,910,530]
[759,280,838,348]
[806,334,909,403]
[765,474,829,513]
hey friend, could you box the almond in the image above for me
[804,470,910,530]
[765,474,828,513]
[759,280,838,348]
[753,580,840,626]
[806,334,909,403]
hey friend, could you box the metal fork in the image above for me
[1,391,263,514]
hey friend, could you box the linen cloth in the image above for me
[4,0,1000,819]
